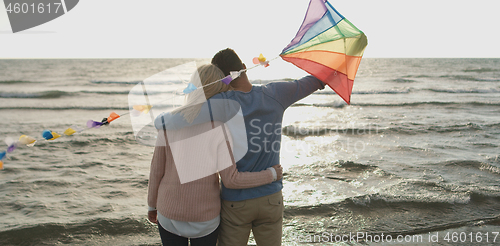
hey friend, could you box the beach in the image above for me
[0,58,499,245]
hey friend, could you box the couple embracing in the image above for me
[147,48,325,246]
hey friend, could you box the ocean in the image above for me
[0,58,499,245]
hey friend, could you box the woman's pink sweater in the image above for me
[147,122,274,222]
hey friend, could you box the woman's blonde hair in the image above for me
[172,64,232,123]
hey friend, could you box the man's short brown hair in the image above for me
[211,48,244,76]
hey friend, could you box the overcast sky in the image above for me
[1,0,499,59]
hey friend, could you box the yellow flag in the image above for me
[19,135,36,146]
[50,132,61,140]
[258,53,266,62]
[133,105,152,114]
[64,128,77,136]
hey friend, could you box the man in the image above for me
[155,48,324,245]
[210,48,325,246]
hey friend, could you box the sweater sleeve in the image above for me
[147,130,167,209]
[263,75,325,109]
[217,124,274,189]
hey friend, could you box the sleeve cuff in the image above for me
[148,206,157,211]
[267,167,277,182]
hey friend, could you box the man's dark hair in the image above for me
[211,48,244,76]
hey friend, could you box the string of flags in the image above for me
[0,54,273,170]
[0,111,124,170]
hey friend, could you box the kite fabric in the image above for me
[280,0,367,104]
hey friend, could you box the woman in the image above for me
[147,64,282,246]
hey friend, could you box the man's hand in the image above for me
[271,164,283,180]
[148,210,158,224]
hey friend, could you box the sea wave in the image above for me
[79,90,171,96]
[350,101,500,107]
[292,101,347,108]
[0,218,155,246]
[65,137,137,147]
[427,88,500,93]
[315,88,411,95]
[283,125,382,137]
[402,75,433,79]
[0,106,130,111]
[0,89,177,98]
[80,90,130,95]
[386,78,417,83]
[285,191,500,219]
[285,189,500,216]
[283,122,496,137]
[89,80,145,85]
[292,101,500,108]
[90,79,184,85]
[0,80,34,84]
[463,68,500,73]
[0,103,178,111]
[392,74,500,82]
[0,91,71,99]
[441,160,500,175]
[346,188,500,207]
[390,123,479,135]
[315,87,500,96]
[440,75,500,82]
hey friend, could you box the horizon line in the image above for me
[1,57,499,59]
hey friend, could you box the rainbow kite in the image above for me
[281,0,367,104]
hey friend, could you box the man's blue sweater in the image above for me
[155,76,325,201]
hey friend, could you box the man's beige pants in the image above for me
[218,191,284,246]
